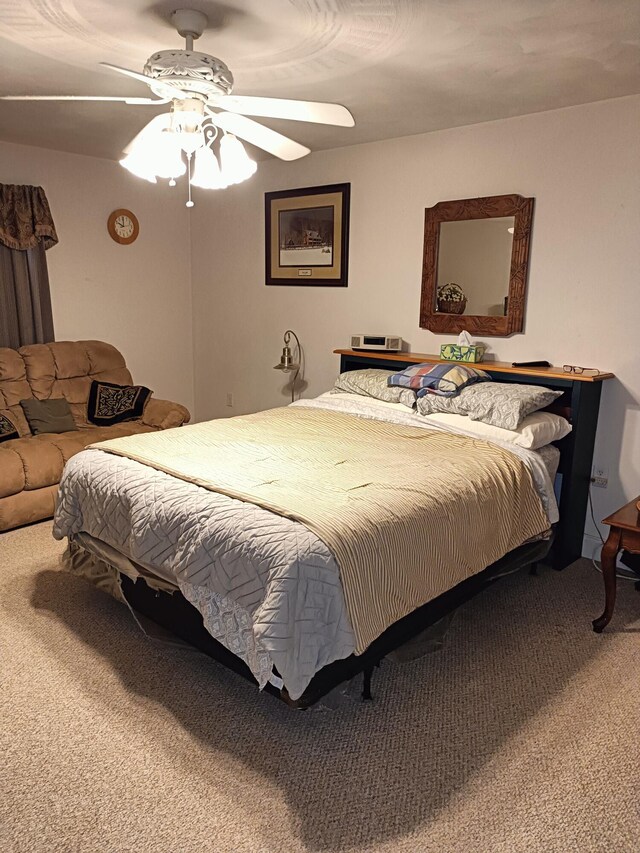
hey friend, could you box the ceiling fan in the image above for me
[2,8,355,205]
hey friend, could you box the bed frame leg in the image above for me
[362,667,374,701]
[529,562,538,576]
[362,660,382,702]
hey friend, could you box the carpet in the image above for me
[1,522,639,853]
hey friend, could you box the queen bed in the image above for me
[52,350,612,707]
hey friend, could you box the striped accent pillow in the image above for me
[388,363,490,397]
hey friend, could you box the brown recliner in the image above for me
[0,340,190,532]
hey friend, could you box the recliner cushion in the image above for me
[19,341,133,426]
[0,421,157,497]
[0,348,32,408]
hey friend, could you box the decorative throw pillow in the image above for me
[388,363,490,397]
[417,382,563,430]
[88,380,152,426]
[0,412,20,443]
[332,369,417,407]
[20,398,78,435]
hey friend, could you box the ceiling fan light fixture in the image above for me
[219,133,257,186]
[191,145,226,189]
[119,151,158,183]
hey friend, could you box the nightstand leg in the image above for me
[592,527,621,633]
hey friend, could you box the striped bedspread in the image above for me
[90,407,550,654]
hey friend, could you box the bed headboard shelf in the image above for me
[334,350,613,383]
[334,348,614,571]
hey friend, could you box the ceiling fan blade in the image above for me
[0,95,169,105]
[100,62,177,102]
[205,110,310,161]
[213,95,355,127]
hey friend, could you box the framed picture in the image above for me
[265,183,350,286]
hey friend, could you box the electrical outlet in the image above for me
[225,392,233,408]
[591,464,608,488]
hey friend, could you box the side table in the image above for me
[592,496,640,633]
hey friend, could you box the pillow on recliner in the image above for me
[0,412,19,443]
[87,380,152,426]
[20,398,78,435]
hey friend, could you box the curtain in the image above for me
[0,184,58,348]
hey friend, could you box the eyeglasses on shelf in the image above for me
[563,365,601,376]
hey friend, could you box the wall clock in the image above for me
[107,209,139,244]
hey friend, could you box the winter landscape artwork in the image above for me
[278,206,334,266]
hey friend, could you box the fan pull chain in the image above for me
[186,153,194,208]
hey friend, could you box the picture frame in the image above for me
[265,183,350,286]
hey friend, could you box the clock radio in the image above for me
[350,334,402,352]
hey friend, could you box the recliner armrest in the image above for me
[141,398,191,430]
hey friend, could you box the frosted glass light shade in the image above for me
[191,146,227,189]
[152,132,187,179]
[122,128,186,182]
[219,134,257,186]
[173,128,205,155]
[119,151,157,183]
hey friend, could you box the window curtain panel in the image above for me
[0,184,58,348]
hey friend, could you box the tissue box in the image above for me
[440,344,486,363]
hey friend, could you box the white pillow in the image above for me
[421,410,571,449]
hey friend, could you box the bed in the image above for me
[52,350,612,708]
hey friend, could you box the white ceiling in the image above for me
[0,0,638,162]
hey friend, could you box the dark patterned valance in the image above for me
[0,184,58,251]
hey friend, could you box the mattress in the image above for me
[536,442,561,484]
[54,392,558,700]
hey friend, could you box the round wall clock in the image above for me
[107,209,139,244]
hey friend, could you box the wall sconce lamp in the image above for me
[274,329,301,403]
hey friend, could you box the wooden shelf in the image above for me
[333,350,614,383]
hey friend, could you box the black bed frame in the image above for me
[119,350,610,709]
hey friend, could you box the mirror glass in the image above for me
[436,216,515,316]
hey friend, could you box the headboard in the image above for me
[334,349,614,570]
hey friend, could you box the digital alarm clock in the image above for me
[350,334,402,352]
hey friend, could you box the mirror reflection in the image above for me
[436,216,515,316]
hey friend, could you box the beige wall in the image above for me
[190,95,640,549]
[0,140,194,414]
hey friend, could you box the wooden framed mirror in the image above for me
[420,194,534,336]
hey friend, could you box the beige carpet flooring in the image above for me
[1,522,639,853]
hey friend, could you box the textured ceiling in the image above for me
[0,0,638,162]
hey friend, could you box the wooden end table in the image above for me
[592,496,640,633]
